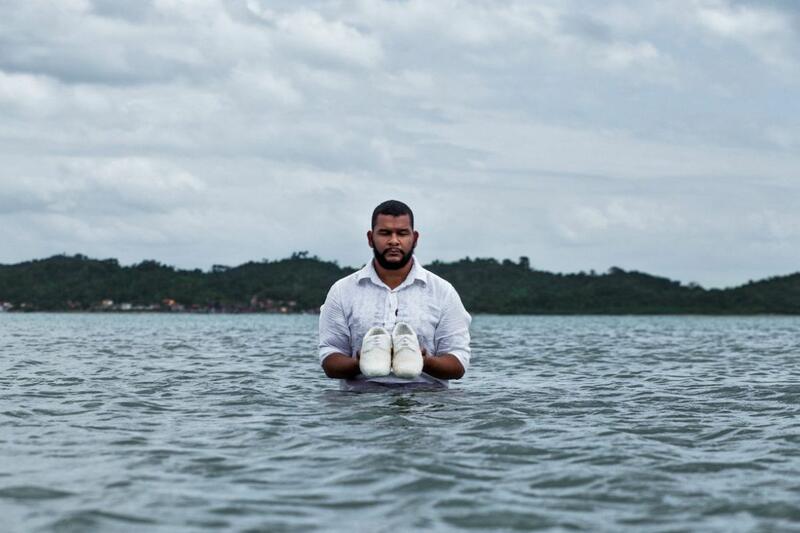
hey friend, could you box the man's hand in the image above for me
[321,352,361,379]
[421,347,465,380]
[323,348,465,380]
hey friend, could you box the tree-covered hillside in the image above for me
[0,253,352,312]
[1,254,798,314]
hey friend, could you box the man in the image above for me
[318,200,471,390]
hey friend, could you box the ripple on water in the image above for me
[2,314,800,531]
[48,510,158,532]
[0,486,74,500]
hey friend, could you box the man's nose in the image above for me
[388,233,400,245]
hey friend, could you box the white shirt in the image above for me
[318,257,472,388]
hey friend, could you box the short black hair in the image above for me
[371,200,414,229]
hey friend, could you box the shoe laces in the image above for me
[393,335,417,352]
[362,335,385,350]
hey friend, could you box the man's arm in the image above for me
[318,283,356,379]
[422,348,465,380]
[429,287,472,379]
[321,353,360,379]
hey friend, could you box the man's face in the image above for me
[368,214,419,270]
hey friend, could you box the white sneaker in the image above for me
[359,326,392,377]
[391,322,423,379]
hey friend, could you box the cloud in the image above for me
[272,9,384,69]
[1,158,205,216]
[552,199,687,244]
[0,0,799,286]
[694,0,799,68]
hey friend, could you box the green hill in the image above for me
[0,253,352,312]
[0,253,798,314]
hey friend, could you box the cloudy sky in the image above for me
[1,0,798,287]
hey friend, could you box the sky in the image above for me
[1,0,798,288]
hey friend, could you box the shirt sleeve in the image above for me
[318,282,352,365]
[433,286,472,373]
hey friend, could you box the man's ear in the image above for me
[367,230,374,248]
[413,230,419,246]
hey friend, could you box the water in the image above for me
[2,314,799,532]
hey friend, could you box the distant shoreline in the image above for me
[2,253,799,315]
[5,308,800,318]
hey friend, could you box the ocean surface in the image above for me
[2,313,799,532]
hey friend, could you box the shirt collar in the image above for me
[356,256,428,289]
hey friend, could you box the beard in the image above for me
[373,244,415,270]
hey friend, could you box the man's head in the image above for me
[368,200,418,270]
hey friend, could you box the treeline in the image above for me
[428,257,800,314]
[0,252,349,313]
[1,253,799,314]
